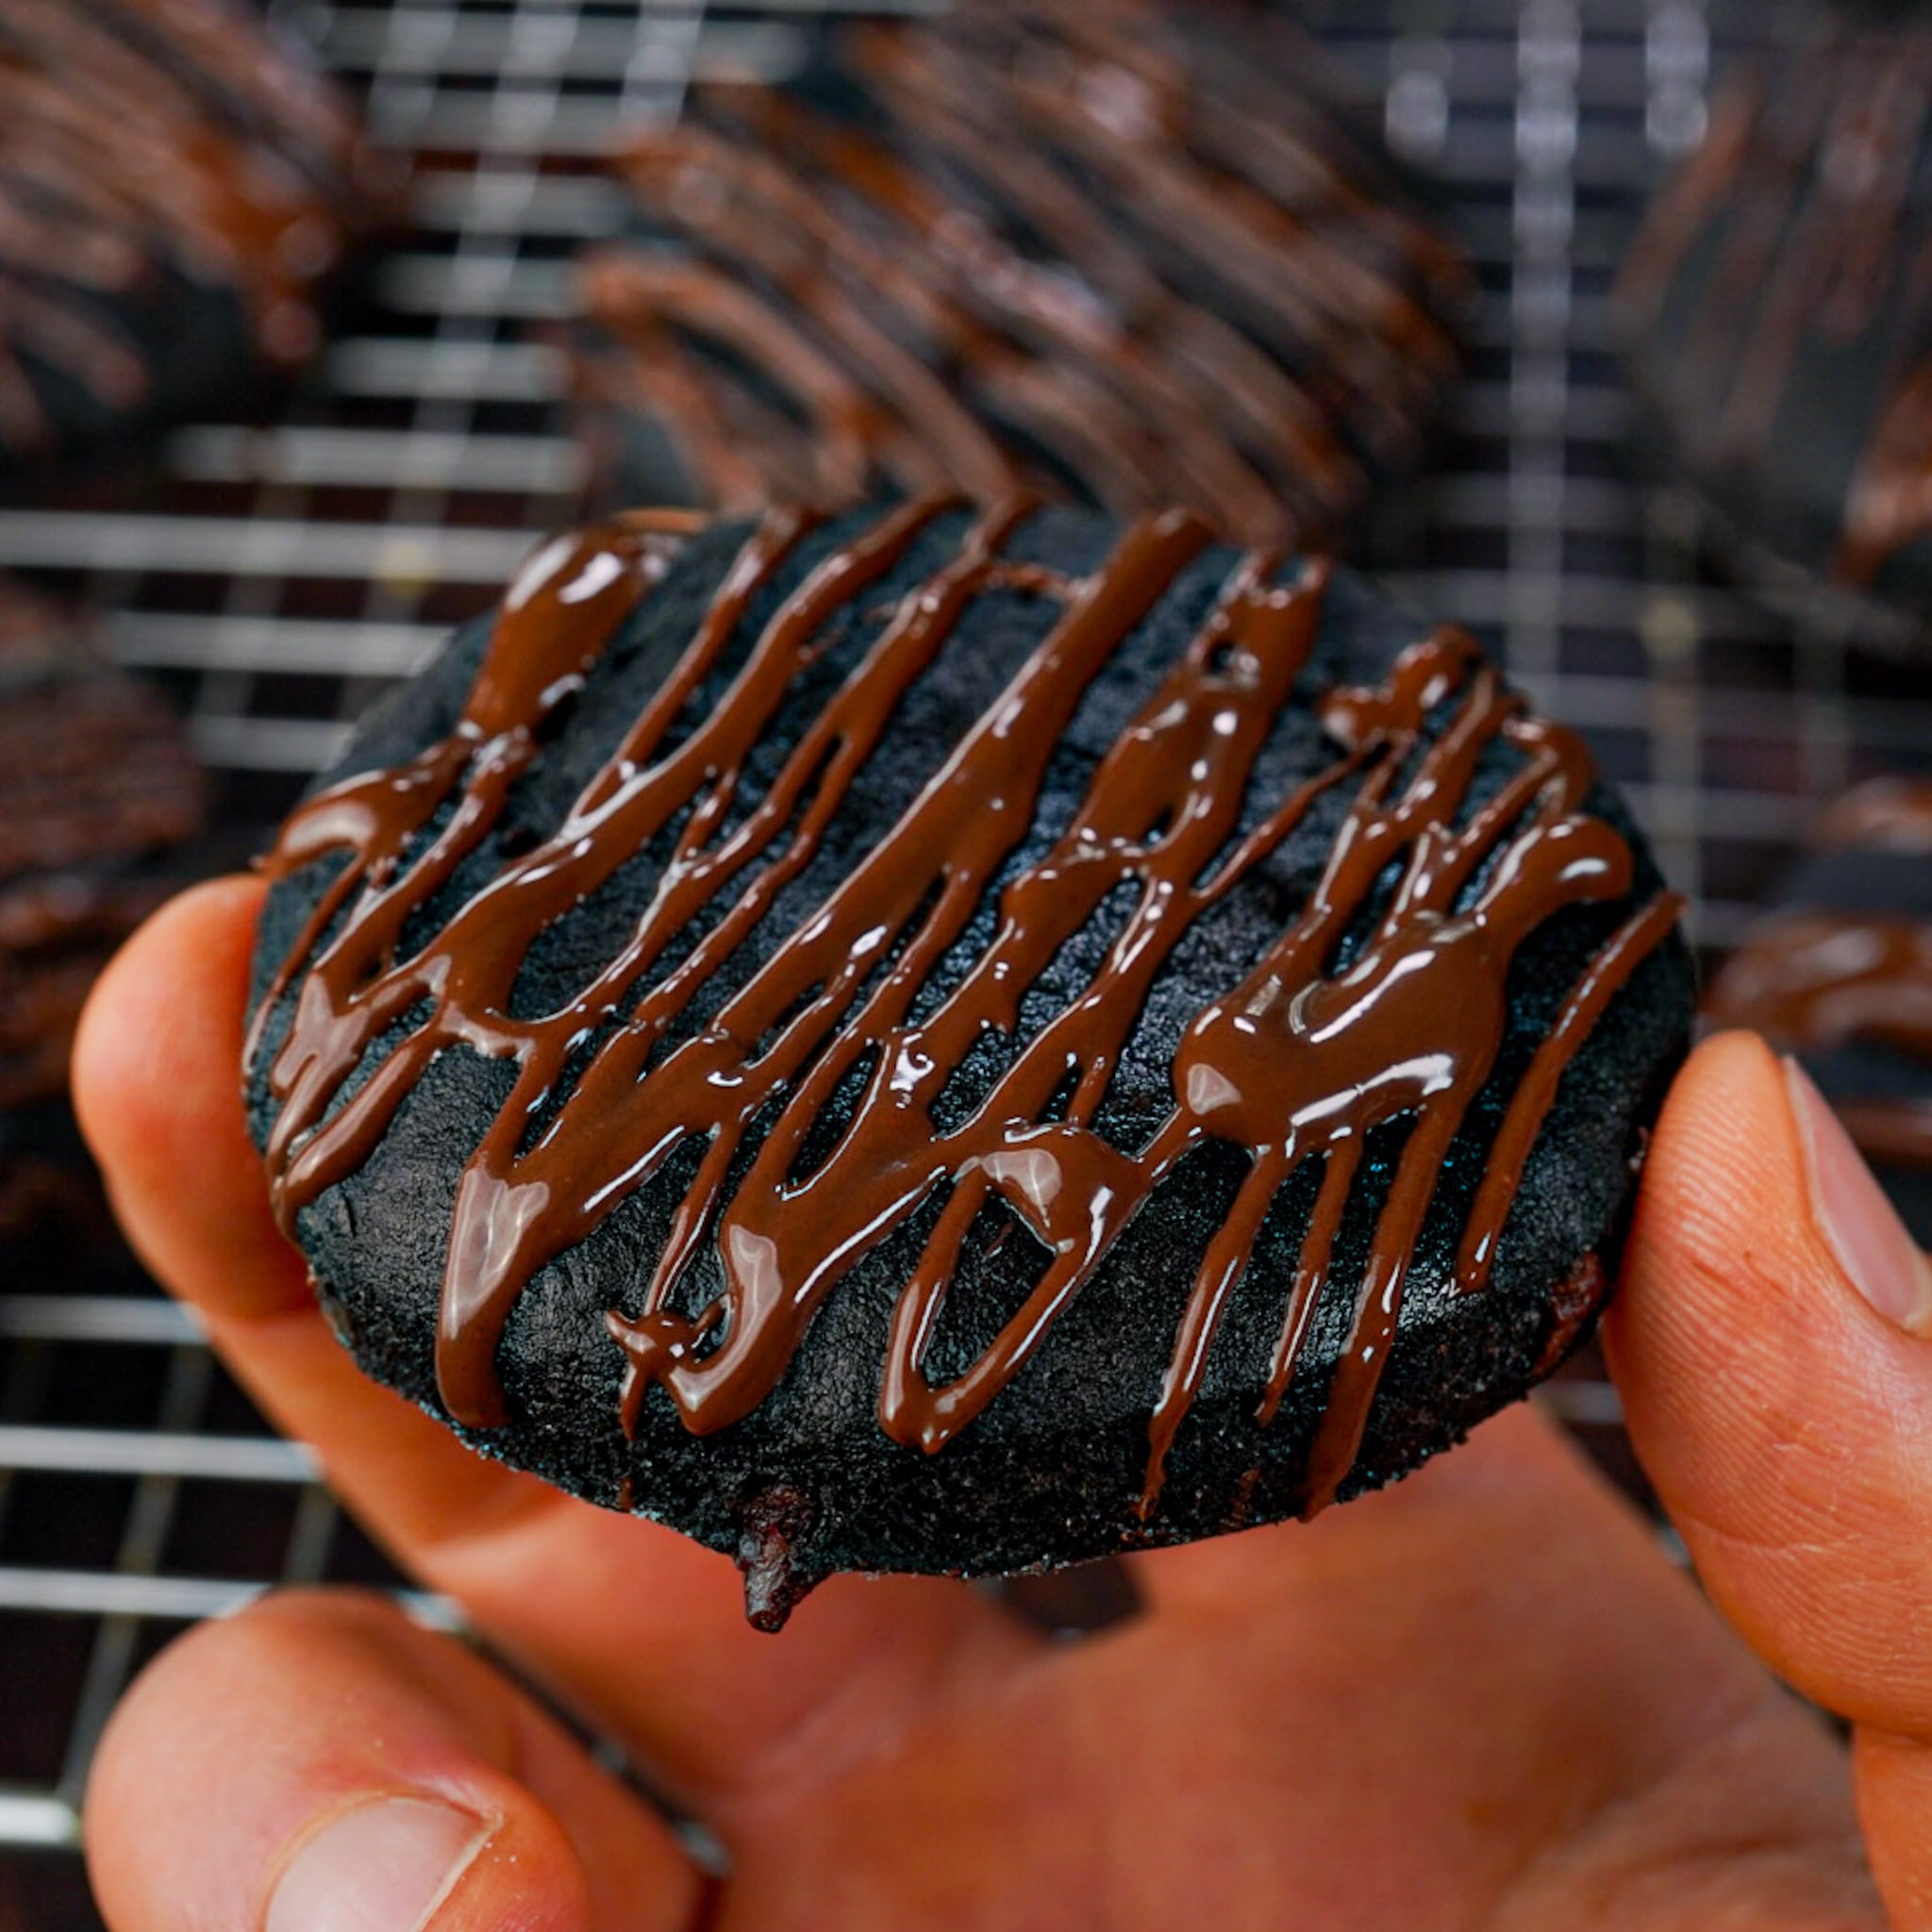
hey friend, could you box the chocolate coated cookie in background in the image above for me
[0,0,392,485]
[1619,19,1932,651]
[1707,777,1932,1243]
[0,578,206,1276]
[568,0,1468,549]
[0,580,206,1112]
[247,499,1691,1625]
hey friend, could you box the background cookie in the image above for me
[1619,16,1932,650]
[0,579,206,1111]
[247,500,1692,1624]
[0,0,392,485]
[1706,775,1932,1242]
[568,0,1468,549]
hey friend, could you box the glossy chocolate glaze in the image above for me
[1621,26,1932,592]
[0,0,384,449]
[576,0,1463,545]
[1707,779,1932,1168]
[255,501,1678,1517]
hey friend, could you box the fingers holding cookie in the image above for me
[75,878,1041,1817]
[1610,1031,1932,1922]
[85,1589,705,1932]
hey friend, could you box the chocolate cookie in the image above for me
[1620,20,1932,649]
[568,0,1467,549]
[246,499,1692,1624]
[1707,776,1932,1242]
[0,0,391,483]
[0,580,206,1110]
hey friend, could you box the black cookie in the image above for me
[0,0,392,485]
[567,0,1468,551]
[1706,776,1932,1243]
[0,580,206,1111]
[247,499,1692,1625]
[1619,20,1932,650]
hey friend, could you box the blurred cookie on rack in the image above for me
[1620,16,1932,652]
[1706,776,1932,1241]
[0,0,395,485]
[0,579,206,1116]
[565,0,1469,548]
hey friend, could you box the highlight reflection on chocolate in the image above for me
[573,0,1465,547]
[0,0,388,455]
[254,500,1679,1518]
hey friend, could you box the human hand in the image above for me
[72,876,1927,1930]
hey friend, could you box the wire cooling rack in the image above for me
[5,1,1930,1917]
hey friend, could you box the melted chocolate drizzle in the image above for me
[1707,778,1932,1169]
[0,0,386,448]
[575,1,1463,547]
[255,503,1676,1517]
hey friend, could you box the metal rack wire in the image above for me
[4,1,1928,1912]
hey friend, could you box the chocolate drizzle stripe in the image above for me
[579,253,1019,511]
[579,5,1464,544]
[875,32,1446,424]
[256,501,1677,1514]
[1455,887,1688,1293]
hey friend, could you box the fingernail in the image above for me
[1786,1058,1932,1335]
[264,1796,489,1932]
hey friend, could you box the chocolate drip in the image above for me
[1707,780,1932,1169]
[257,502,1675,1517]
[0,0,385,448]
[575,1,1463,545]
[1620,27,1932,589]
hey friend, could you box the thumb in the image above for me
[1608,1030,1932,1927]
[85,1591,704,1932]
